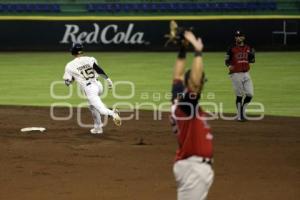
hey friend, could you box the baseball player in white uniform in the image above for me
[63,43,121,134]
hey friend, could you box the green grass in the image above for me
[0,52,299,116]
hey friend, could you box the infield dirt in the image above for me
[0,106,299,200]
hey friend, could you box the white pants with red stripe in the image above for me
[82,80,114,129]
[173,156,214,200]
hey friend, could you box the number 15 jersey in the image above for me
[63,56,99,88]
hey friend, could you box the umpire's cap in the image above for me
[235,30,245,37]
[70,43,83,55]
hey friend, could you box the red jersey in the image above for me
[225,44,255,74]
[170,82,213,161]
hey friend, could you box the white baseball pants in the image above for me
[83,80,114,128]
[173,156,214,200]
[230,72,254,97]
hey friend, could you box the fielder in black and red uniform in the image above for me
[170,31,214,200]
[225,30,255,121]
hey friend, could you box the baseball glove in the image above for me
[164,20,193,47]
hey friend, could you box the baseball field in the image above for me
[0,51,299,200]
[0,51,299,115]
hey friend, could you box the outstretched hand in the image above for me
[184,31,204,52]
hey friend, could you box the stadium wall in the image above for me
[1,16,300,51]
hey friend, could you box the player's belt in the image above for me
[201,157,213,165]
[187,156,214,165]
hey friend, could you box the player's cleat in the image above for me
[237,115,247,122]
[90,127,103,134]
[112,108,122,126]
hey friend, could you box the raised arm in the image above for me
[184,31,204,93]
[173,43,188,81]
[171,41,189,102]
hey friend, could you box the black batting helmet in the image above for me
[70,43,83,55]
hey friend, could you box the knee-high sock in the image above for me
[236,96,243,119]
[242,96,252,119]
